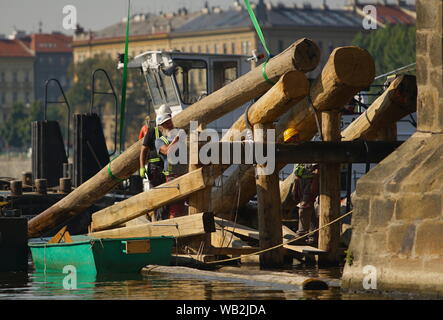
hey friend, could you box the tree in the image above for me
[352,24,416,104]
[353,24,416,77]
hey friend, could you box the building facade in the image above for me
[0,38,35,123]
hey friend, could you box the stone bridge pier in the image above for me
[342,0,443,297]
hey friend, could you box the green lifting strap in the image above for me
[243,0,275,85]
[119,0,131,153]
[107,155,125,183]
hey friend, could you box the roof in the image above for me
[78,12,201,41]
[29,33,72,53]
[357,4,416,25]
[176,7,363,33]
[0,39,34,58]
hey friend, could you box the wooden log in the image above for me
[212,46,375,217]
[254,123,284,267]
[90,166,215,232]
[341,74,417,141]
[221,71,309,141]
[89,212,215,239]
[27,39,319,238]
[318,110,341,266]
[173,38,320,129]
[142,265,330,290]
[35,179,47,195]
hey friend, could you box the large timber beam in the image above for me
[89,212,215,239]
[90,167,216,232]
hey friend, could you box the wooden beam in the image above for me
[202,141,402,164]
[341,75,417,141]
[318,110,342,266]
[254,123,284,267]
[89,212,215,239]
[91,167,215,232]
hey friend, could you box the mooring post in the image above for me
[35,179,48,195]
[59,177,72,194]
[254,123,284,268]
[10,180,23,196]
[318,110,341,266]
[21,172,32,187]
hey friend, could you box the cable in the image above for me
[206,210,353,265]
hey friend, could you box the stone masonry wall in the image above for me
[342,0,443,297]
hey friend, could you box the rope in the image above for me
[307,85,323,142]
[243,0,275,85]
[206,210,353,265]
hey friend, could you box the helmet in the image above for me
[157,104,172,116]
[283,128,299,142]
[156,113,172,126]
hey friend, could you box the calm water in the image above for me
[0,260,390,300]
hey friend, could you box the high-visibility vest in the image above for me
[154,127,172,176]
[293,164,314,179]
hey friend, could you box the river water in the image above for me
[0,260,390,300]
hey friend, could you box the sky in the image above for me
[0,0,414,36]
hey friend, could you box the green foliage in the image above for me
[352,24,416,77]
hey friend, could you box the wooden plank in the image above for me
[91,167,214,232]
[283,244,327,255]
[207,247,260,255]
[48,226,72,244]
[214,218,297,243]
[89,212,215,239]
[124,239,151,254]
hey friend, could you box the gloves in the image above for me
[139,167,146,178]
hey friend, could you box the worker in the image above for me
[154,112,185,219]
[139,105,171,220]
[138,115,150,140]
[283,128,319,244]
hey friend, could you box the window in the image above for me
[213,61,238,91]
[25,92,30,104]
[24,71,29,83]
[13,92,17,102]
[12,71,17,83]
[214,44,219,54]
[173,59,208,105]
[197,45,202,53]
[223,43,227,54]
[231,42,236,54]
[0,72,4,82]
[241,41,250,55]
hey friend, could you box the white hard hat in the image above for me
[156,113,172,126]
[157,104,172,116]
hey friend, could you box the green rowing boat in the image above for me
[29,235,174,275]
